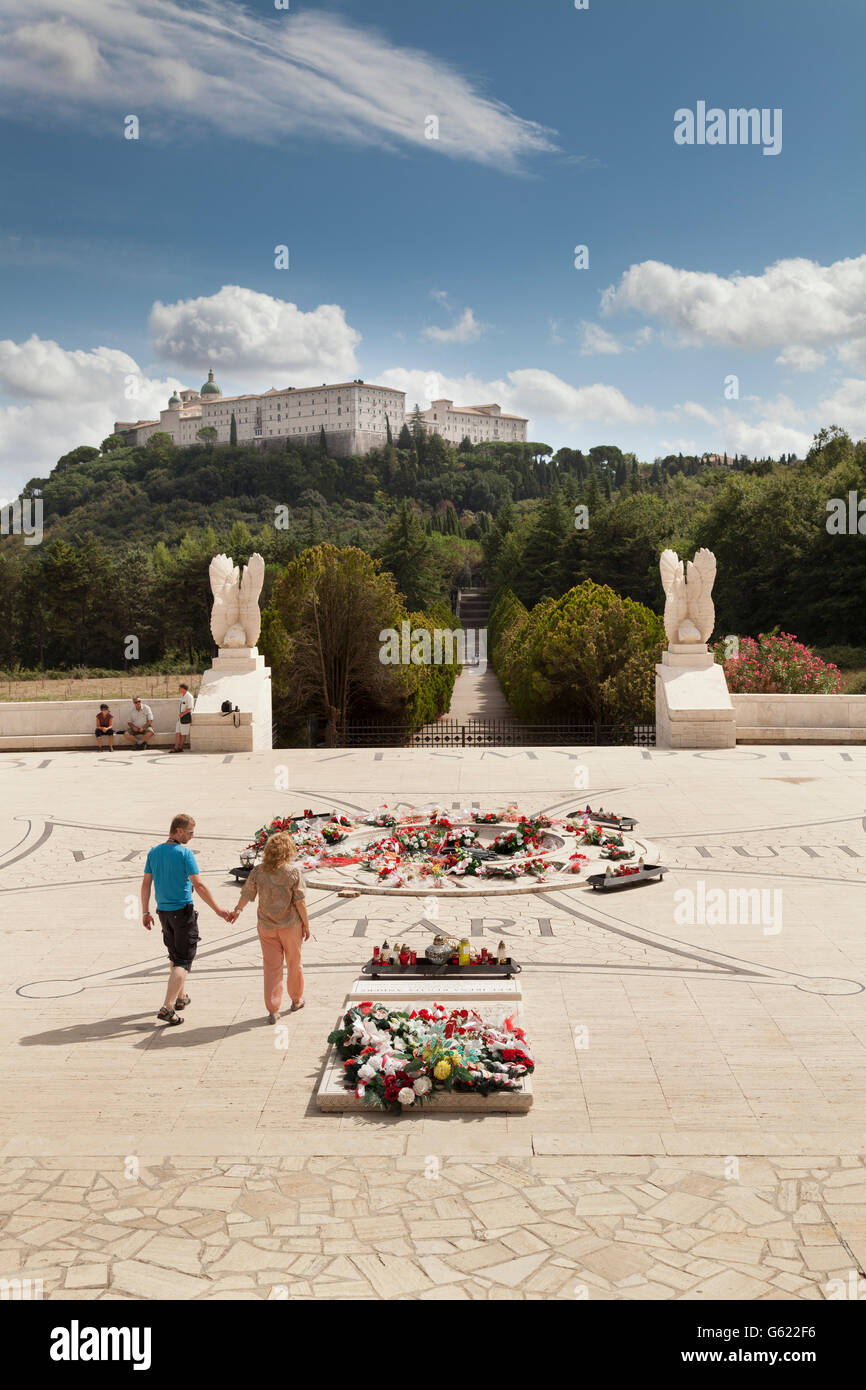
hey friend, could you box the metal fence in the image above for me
[336,720,655,748]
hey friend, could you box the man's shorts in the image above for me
[157,904,200,970]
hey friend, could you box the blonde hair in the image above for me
[169,813,195,836]
[261,831,297,871]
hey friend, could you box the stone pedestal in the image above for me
[655,644,735,749]
[192,646,273,752]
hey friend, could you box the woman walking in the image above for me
[230,831,310,1022]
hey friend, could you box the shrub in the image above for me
[813,645,866,671]
[713,632,842,694]
[490,579,665,724]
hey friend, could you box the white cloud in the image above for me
[378,369,513,413]
[678,401,719,426]
[667,394,812,458]
[423,307,484,345]
[817,377,866,435]
[711,413,813,457]
[602,254,866,350]
[579,322,622,356]
[148,285,361,386]
[0,335,180,493]
[508,370,655,426]
[836,337,866,372]
[776,344,827,372]
[11,18,104,84]
[0,0,558,170]
[379,365,655,431]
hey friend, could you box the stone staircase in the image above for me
[456,587,490,638]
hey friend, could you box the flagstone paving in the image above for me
[1,745,865,1299]
[2,1155,865,1300]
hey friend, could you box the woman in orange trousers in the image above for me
[230,831,311,1022]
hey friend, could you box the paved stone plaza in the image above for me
[2,745,865,1299]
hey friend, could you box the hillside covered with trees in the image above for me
[1,422,864,684]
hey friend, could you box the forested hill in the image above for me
[24,431,732,547]
[2,423,864,673]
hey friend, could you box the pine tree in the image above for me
[520,490,572,605]
[379,502,438,608]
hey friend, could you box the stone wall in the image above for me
[732,693,866,743]
[249,429,390,458]
[0,698,253,752]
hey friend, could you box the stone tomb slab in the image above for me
[317,982,532,1114]
[346,976,523,1002]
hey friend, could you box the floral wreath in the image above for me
[243,803,645,890]
[328,1001,534,1112]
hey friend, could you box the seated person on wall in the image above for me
[94,703,115,751]
[124,695,155,748]
[172,683,194,753]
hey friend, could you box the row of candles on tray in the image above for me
[372,939,509,967]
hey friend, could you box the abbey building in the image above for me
[115,373,528,456]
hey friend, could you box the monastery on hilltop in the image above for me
[115,373,528,457]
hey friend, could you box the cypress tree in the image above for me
[230,412,237,446]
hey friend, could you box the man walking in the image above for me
[125,696,155,748]
[141,813,232,1025]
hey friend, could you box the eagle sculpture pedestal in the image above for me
[193,646,273,752]
[191,554,274,751]
[656,644,735,750]
[654,550,735,749]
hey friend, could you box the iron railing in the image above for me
[336,720,655,749]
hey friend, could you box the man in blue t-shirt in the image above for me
[141,812,233,1025]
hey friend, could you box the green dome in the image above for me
[200,369,222,396]
[168,391,181,407]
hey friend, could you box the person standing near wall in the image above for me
[172,683,194,753]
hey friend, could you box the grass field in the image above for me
[0,674,203,703]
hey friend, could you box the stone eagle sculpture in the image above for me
[659,548,716,645]
[209,552,266,648]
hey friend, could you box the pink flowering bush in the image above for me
[713,632,842,694]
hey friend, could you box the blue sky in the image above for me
[1,0,865,493]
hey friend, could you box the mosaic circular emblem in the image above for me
[246,805,658,897]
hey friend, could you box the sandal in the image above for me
[290,999,305,1012]
[174,994,190,1010]
[156,1007,185,1026]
